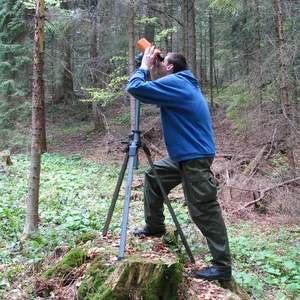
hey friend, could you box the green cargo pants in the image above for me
[143,155,231,271]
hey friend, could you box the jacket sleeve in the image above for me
[126,68,187,107]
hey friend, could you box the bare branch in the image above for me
[230,177,300,211]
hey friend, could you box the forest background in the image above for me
[0,0,299,299]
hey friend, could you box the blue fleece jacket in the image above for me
[126,68,215,162]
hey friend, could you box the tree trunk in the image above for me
[276,0,296,178]
[288,0,299,121]
[254,0,263,105]
[187,0,196,76]
[59,1,74,103]
[24,0,45,235]
[182,0,188,60]
[91,101,104,132]
[90,5,105,132]
[209,8,214,107]
[144,1,155,44]
[128,0,136,132]
[242,0,250,77]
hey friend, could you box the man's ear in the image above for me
[166,64,174,72]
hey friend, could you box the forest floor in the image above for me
[3,95,298,299]
[48,101,300,226]
[36,101,299,299]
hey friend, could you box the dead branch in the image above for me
[143,137,165,157]
[231,176,300,211]
[242,144,268,178]
[143,126,155,137]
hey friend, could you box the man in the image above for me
[126,46,232,281]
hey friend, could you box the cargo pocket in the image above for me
[188,177,217,205]
[182,159,217,206]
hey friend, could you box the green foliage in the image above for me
[0,101,31,128]
[156,28,177,40]
[0,153,122,265]
[0,0,32,98]
[23,0,61,9]
[76,231,99,244]
[110,112,130,124]
[137,17,158,26]
[209,0,240,14]
[213,84,259,133]
[0,101,31,151]
[81,55,129,106]
[229,223,300,299]
[270,153,289,178]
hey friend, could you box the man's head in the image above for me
[158,52,188,77]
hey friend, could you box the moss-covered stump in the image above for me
[33,231,249,300]
[103,257,182,300]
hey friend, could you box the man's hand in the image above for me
[140,46,158,71]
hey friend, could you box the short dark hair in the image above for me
[167,52,189,73]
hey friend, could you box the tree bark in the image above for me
[59,1,74,103]
[209,8,214,107]
[182,0,188,60]
[24,0,45,235]
[187,0,196,76]
[276,0,296,178]
[128,0,136,132]
[90,4,105,132]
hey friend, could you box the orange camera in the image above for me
[136,38,164,61]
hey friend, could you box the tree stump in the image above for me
[34,231,249,300]
[103,257,182,299]
[0,150,13,167]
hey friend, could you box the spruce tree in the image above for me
[0,0,32,100]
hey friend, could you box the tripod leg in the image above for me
[102,152,129,237]
[118,146,137,260]
[143,146,196,264]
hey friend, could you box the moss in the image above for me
[145,296,159,300]
[77,255,118,300]
[97,287,117,300]
[82,288,122,300]
[76,231,99,244]
[142,261,183,300]
[163,262,183,299]
[44,248,87,278]
[79,255,182,300]
[162,231,178,246]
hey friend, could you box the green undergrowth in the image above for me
[229,223,300,299]
[0,153,299,299]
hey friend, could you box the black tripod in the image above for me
[102,99,195,263]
